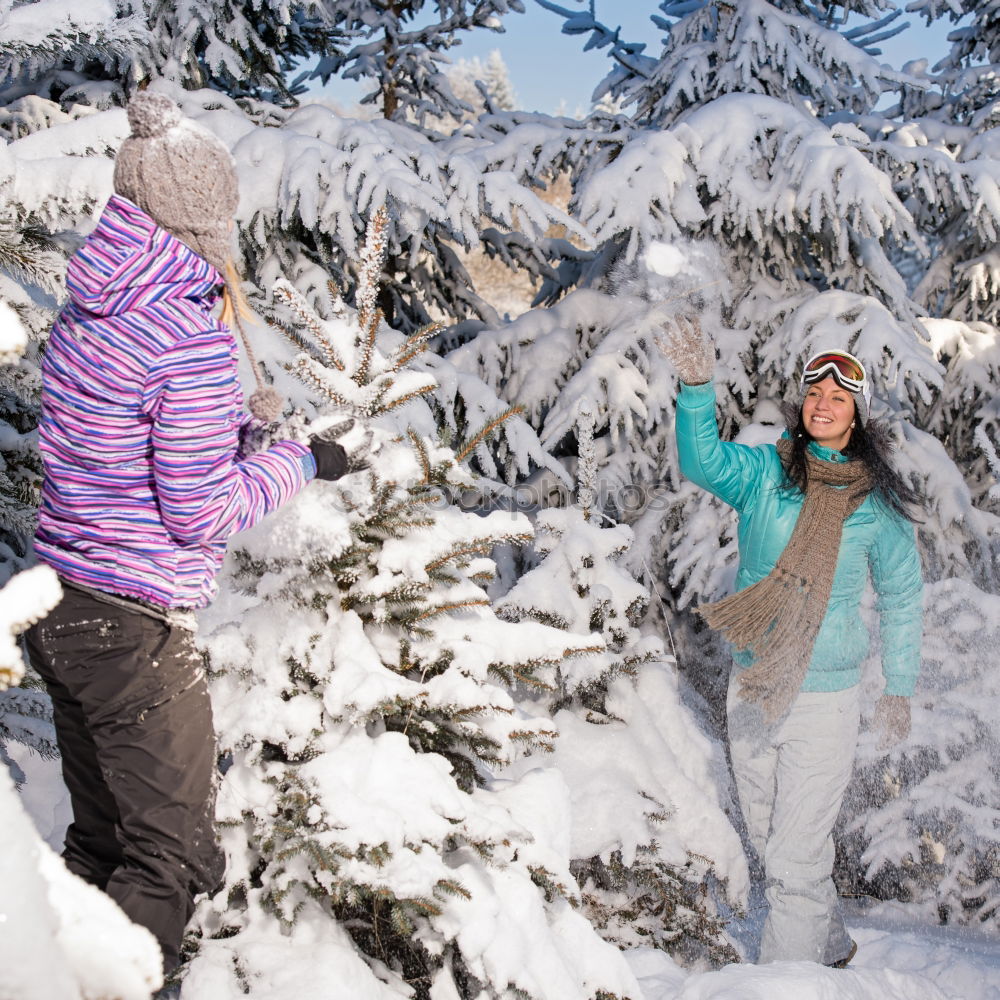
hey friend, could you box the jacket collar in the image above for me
[807,439,849,464]
[779,429,849,464]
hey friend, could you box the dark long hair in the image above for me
[780,402,925,522]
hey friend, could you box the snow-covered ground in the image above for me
[628,914,1000,1000]
[13,749,999,1000]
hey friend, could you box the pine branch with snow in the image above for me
[0,564,60,690]
[0,767,162,1000]
[0,0,149,107]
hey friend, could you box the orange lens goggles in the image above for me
[802,350,866,392]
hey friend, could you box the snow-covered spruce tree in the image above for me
[846,0,1000,567]
[2,0,577,331]
[290,1,593,332]
[495,395,747,966]
[460,3,998,598]
[183,215,644,1000]
[308,0,525,123]
[834,578,1000,928]
[454,5,1000,931]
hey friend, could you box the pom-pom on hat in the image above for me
[113,92,238,275]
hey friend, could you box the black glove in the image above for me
[309,438,348,481]
[308,418,374,480]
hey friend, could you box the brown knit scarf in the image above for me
[698,438,872,722]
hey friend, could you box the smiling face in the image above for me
[801,376,856,451]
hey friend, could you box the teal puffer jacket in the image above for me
[676,381,922,696]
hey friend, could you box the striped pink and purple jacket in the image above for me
[35,195,315,608]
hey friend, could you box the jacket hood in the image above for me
[66,195,221,317]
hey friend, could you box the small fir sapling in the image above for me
[183,212,644,1000]
[497,395,746,967]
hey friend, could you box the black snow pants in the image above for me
[25,581,225,973]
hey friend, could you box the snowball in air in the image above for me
[643,242,688,279]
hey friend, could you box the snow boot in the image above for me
[826,938,857,969]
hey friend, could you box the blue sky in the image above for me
[315,3,957,116]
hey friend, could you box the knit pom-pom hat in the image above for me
[114,93,286,423]
[113,92,238,275]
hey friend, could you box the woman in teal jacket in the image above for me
[657,318,923,968]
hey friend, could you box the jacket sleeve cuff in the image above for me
[292,444,316,480]
[677,380,717,407]
[268,438,316,483]
[882,674,917,697]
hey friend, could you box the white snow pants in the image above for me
[727,681,860,965]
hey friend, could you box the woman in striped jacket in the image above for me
[26,93,349,993]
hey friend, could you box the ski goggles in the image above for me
[801,350,867,394]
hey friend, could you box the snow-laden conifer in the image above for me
[308,0,525,123]
[184,216,646,999]
[486,0,991,587]
[469,1,1000,938]
[853,2,1000,565]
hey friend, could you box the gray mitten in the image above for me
[654,315,715,385]
[873,694,911,750]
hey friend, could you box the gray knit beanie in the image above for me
[114,92,238,275]
[114,93,286,422]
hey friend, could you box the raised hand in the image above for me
[653,315,715,386]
